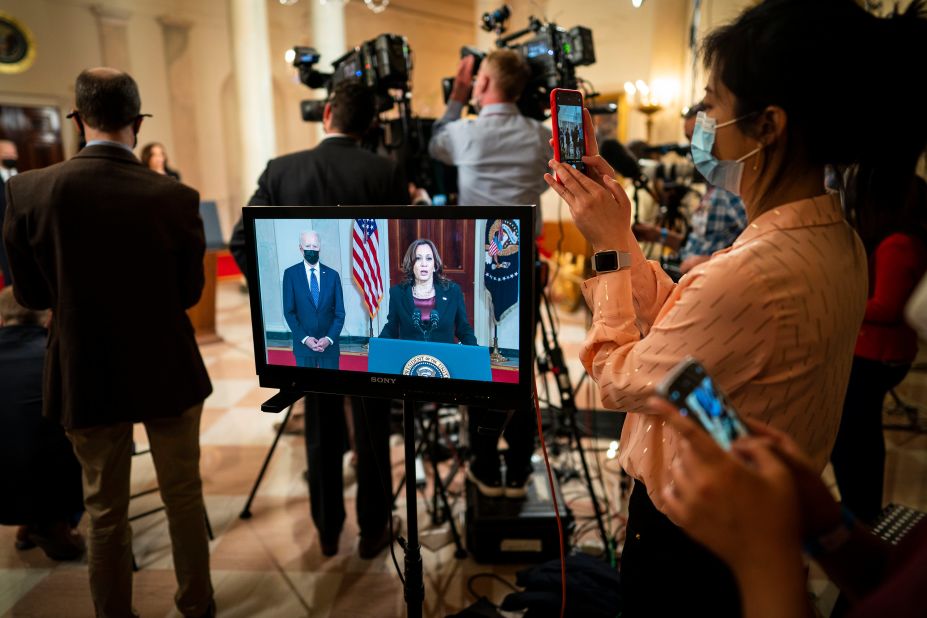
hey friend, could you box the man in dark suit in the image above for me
[0,139,18,287]
[282,230,345,369]
[2,68,214,618]
[232,81,406,559]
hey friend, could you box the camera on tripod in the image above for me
[442,4,596,120]
[286,33,412,122]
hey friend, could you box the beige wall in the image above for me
[0,0,239,232]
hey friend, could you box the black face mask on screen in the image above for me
[1,158,16,169]
[304,249,320,265]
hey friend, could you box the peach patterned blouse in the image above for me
[580,193,868,510]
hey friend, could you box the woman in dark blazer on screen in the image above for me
[379,238,477,345]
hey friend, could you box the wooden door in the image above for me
[0,105,65,170]
[388,219,476,317]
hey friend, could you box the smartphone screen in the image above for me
[659,359,749,450]
[552,89,586,173]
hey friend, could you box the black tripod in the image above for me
[535,285,612,560]
[239,402,295,520]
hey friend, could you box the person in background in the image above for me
[3,68,214,618]
[651,395,927,618]
[232,81,405,560]
[0,287,85,561]
[0,139,18,286]
[633,102,748,274]
[831,174,927,524]
[140,141,181,180]
[429,50,547,497]
[542,0,926,614]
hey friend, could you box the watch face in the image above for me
[595,251,619,272]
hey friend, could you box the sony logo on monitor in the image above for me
[371,376,397,384]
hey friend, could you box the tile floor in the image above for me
[2,278,925,617]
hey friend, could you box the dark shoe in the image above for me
[467,465,504,498]
[358,515,400,560]
[186,599,216,618]
[27,522,85,561]
[319,535,339,557]
[503,464,533,499]
[15,526,36,550]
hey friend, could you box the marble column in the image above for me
[309,0,346,144]
[229,0,277,202]
[90,4,132,71]
[157,16,202,190]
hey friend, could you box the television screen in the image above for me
[243,205,535,407]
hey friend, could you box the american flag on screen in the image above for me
[488,231,500,257]
[352,218,384,318]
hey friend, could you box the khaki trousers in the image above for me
[67,403,213,618]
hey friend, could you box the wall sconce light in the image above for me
[624,78,679,142]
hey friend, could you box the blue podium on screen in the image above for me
[368,338,492,381]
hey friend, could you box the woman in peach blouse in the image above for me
[539,0,926,613]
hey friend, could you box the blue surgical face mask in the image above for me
[691,111,763,196]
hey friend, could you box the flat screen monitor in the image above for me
[243,205,535,408]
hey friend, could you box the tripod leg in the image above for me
[418,409,467,559]
[239,405,293,519]
[570,415,612,559]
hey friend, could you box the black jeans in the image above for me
[621,482,741,618]
[831,356,911,524]
[304,394,391,543]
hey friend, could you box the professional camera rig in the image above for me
[444,5,596,120]
[286,6,602,202]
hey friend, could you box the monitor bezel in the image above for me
[243,204,536,408]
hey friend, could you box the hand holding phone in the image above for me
[656,357,750,450]
[550,88,587,175]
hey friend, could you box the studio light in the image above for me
[365,0,389,13]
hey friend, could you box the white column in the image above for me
[309,0,346,144]
[90,5,133,71]
[229,0,277,202]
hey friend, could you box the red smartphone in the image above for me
[550,88,587,174]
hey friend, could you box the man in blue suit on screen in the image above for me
[282,230,344,369]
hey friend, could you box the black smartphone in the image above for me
[550,88,586,174]
[656,357,749,450]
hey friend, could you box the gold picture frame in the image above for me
[0,12,36,75]
[588,91,629,145]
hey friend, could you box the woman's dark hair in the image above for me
[140,142,180,180]
[140,142,164,168]
[702,0,927,246]
[400,239,450,289]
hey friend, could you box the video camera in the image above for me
[443,5,596,120]
[287,33,412,122]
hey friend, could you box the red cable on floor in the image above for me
[534,380,566,618]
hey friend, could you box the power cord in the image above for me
[534,380,567,618]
